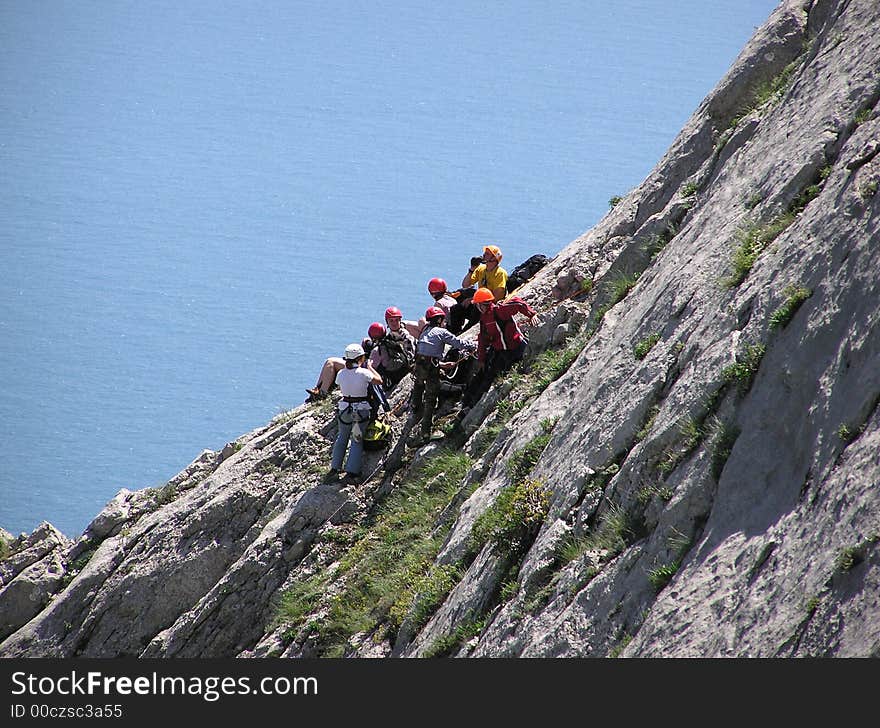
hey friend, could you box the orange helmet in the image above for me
[483,244,502,262]
[472,288,495,304]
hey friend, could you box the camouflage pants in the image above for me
[411,358,441,439]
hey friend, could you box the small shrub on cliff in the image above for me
[0,535,9,561]
[527,346,579,396]
[835,546,860,573]
[636,483,674,505]
[791,184,822,214]
[471,479,551,556]
[804,595,822,616]
[647,527,693,593]
[609,633,633,658]
[557,532,593,565]
[152,482,179,506]
[635,405,660,442]
[833,537,877,575]
[837,423,857,443]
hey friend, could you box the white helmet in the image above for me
[344,343,365,361]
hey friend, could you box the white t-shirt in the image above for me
[336,365,374,401]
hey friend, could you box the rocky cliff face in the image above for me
[2,0,878,658]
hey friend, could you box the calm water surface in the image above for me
[0,1,778,536]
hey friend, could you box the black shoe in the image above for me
[343,471,362,484]
[324,468,340,482]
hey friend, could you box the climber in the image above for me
[449,245,509,335]
[460,287,538,412]
[427,277,457,317]
[306,322,382,402]
[368,313,416,391]
[408,306,476,447]
[327,343,384,483]
[462,245,509,302]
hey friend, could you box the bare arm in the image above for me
[364,360,384,384]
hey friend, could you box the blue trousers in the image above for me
[330,420,366,473]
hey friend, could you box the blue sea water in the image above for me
[0,0,777,538]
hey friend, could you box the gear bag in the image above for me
[506,254,549,292]
[362,416,392,450]
[379,331,414,373]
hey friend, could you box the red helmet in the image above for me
[368,322,386,338]
[384,306,402,319]
[425,306,446,321]
[428,277,447,294]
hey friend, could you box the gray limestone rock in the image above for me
[3,0,878,660]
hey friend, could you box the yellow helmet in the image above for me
[483,244,503,262]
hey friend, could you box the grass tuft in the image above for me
[506,433,552,485]
[707,416,741,480]
[648,561,680,592]
[633,332,661,360]
[609,273,639,304]
[769,285,812,329]
[722,212,796,288]
[722,343,766,395]
[854,108,874,126]
[423,619,486,658]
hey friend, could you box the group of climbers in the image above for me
[313,244,541,482]
[306,306,415,400]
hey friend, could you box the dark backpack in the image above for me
[379,331,414,372]
[506,254,549,292]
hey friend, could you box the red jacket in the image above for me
[477,297,536,362]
